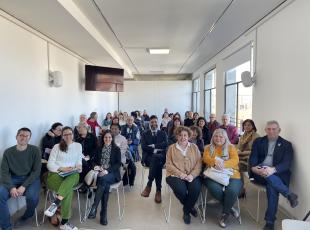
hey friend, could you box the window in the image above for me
[204,69,216,119]
[192,78,200,112]
[225,61,252,128]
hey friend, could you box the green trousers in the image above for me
[47,172,79,219]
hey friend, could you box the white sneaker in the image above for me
[44,203,58,217]
[59,222,78,230]
[230,207,240,218]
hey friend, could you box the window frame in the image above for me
[203,68,216,118]
[192,78,200,112]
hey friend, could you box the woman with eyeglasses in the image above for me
[88,130,121,225]
[45,127,83,230]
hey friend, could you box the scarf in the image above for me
[238,131,255,152]
[209,144,229,161]
[101,144,112,170]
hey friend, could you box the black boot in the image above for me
[100,191,109,225]
[88,187,104,219]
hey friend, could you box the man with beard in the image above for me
[141,115,168,203]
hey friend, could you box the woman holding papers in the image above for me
[88,130,121,225]
[165,126,202,225]
[45,126,83,230]
[203,128,242,228]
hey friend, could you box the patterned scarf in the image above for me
[101,144,111,170]
[238,131,255,152]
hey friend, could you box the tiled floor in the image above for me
[12,164,289,230]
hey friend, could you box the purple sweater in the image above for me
[220,124,239,144]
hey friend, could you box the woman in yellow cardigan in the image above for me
[166,126,202,225]
[203,128,242,228]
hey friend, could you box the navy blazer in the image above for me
[141,129,168,160]
[249,136,293,185]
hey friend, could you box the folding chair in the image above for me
[8,196,39,227]
[42,183,84,224]
[203,186,242,224]
[245,179,266,222]
[84,170,126,222]
[163,183,206,224]
[110,181,125,221]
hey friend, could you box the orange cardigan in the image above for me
[203,144,240,179]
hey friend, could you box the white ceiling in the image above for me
[0,0,287,77]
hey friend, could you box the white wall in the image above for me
[0,13,118,157]
[193,0,310,219]
[119,80,192,119]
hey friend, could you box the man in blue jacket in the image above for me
[249,121,298,230]
[141,115,168,203]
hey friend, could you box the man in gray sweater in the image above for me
[0,127,41,230]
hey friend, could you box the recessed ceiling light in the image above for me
[147,48,170,54]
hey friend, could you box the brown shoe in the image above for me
[141,186,151,197]
[155,191,162,203]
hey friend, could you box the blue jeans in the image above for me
[204,178,242,214]
[0,176,40,230]
[253,174,290,223]
[95,172,119,218]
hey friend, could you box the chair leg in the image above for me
[202,187,208,223]
[199,187,208,224]
[121,184,125,220]
[83,188,91,222]
[42,190,50,224]
[163,187,172,223]
[35,208,39,227]
[257,189,260,222]
[116,187,121,220]
[237,198,242,224]
[76,190,83,223]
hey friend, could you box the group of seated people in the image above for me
[0,109,299,230]
[140,113,299,230]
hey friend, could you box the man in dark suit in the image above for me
[249,121,298,230]
[141,115,168,203]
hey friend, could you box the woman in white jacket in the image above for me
[44,126,83,230]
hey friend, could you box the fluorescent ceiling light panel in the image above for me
[147,48,170,54]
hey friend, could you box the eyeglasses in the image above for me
[18,134,30,138]
[63,133,73,137]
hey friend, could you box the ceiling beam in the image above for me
[57,0,133,77]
